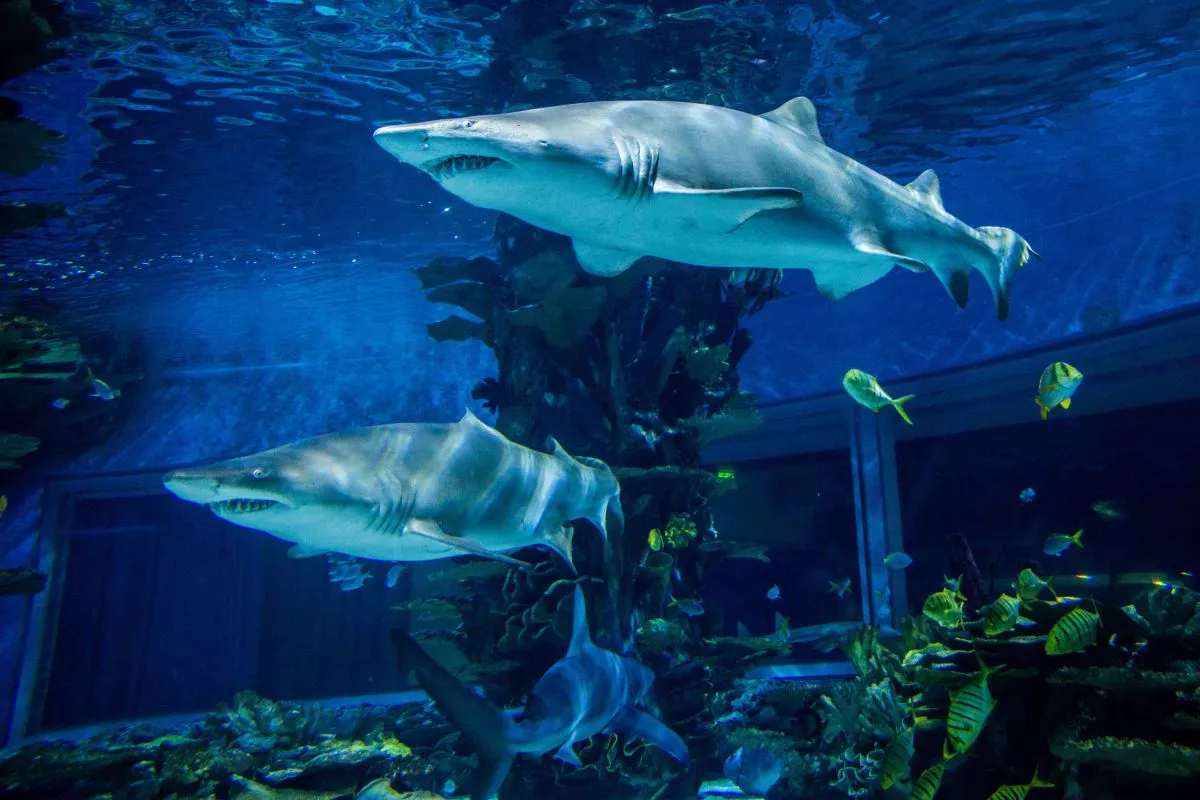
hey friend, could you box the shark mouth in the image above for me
[209,499,281,515]
[425,155,502,180]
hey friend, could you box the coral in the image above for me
[0,432,38,469]
[816,678,908,745]
[1122,585,1200,640]
[830,744,884,797]
[657,512,697,549]
[1051,735,1200,778]
[840,624,903,684]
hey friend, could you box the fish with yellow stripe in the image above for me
[842,369,915,425]
[1034,361,1082,420]
[878,726,915,790]
[909,762,946,800]
[922,588,966,628]
[979,593,1035,636]
[986,767,1055,800]
[1014,568,1056,606]
[944,658,1003,757]
[1045,605,1101,655]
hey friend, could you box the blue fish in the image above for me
[765,585,781,601]
[724,747,782,795]
[391,585,688,800]
[1019,487,1036,504]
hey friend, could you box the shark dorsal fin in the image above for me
[760,97,824,144]
[568,585,592,657]
[548,437,573,461]
[905,169,945,211]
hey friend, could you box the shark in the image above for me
[391,584,688,799]
[161,410,621,571]
[374,97,1038,320]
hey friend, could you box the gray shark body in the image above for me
[162,410,620,570]
[374,97,1038,320]
[391,585,688,799]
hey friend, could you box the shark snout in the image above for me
[162,469,223,503]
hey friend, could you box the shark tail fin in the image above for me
[973,225,1040,322]
[390,630,515,800]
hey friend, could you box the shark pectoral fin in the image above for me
[656,186,804,234]
[611,708,689,765]
[573,241,642,277]
[554,742,584,768]
[405,518,532,570]
[542,524,577,575]
[810,261,897,301]
[287,544,328,559]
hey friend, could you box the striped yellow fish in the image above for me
[910,762,946,800]
[648,528,663,551]
[1045,606,1101,655]
[843,368,915,425]
[878,727,914,789]
[922,588,965,628]
[1015,568,1056,605]
[982,594,1019,635]
[986,767,1055,800]
[0,495,7,520]
[944,659,1003,757]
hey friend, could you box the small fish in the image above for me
[944,573,966,598]
[385,564,404,589]
[720,748,787,796]
[828,577,852,598]
[86,368,121,401]
[923,588,965,628]
[50,397,70,410]
[1034,361,1082,420]
[878,727,915,789]
[981,594,1034,636]
[944,658,1003,757]
[669,597,705,617]
[884,551,913,569]
[1018,487,1036,504]
[442,778,457,797]
[1091,501,1124,521]
[910,762,946,800]
[986,768,1055,800]
[648,528,663,551]
[1043,529,1084,556]
[723,747,782,796]
[1015,568,1057,605]
[765,585,781,601]
[1045,606,1101,655]
[0,495,6,520]
[339,573,369,591]
[843,369,915,425]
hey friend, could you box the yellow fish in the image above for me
[910,762,946,800]
[829,577,853,598]
[1015,568,1056,605]
[878,727,915,790]
[647,528,663,551]
[1045,606,1101,655]
[0,495,6,521]
[986,768,1055,800]
[981,594,1033,636]
[842,369,914,425]
[945,659,1003,757]
[922,588,965,628]
[1034,361,1082,420]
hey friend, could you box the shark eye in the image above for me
[463,120,474,129]
[250,467,269,479]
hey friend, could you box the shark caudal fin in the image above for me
[390,630,514,800]
[973,225,1040,322]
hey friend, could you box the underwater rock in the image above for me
[1052,735,1200,778]
[0,431,38,469]
[1048,666,1200,692]
[0,116,65,177]
[0,0,70,85]
[0,566,47,595]
[1122,584,1200,641]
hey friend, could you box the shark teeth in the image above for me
[427,155,501,180]
[210,499,280,514]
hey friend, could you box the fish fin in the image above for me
[610,707,689,764]
[759,96,824,144]
[573,240,642,277]
[390,629,516,800]
[654,185,804,234]
[1060,398,1072,410]
[905,169,945,212]
[810,260,897,301]
[1071,529,1084,549]
[927,258,972,309]
[554,742,584,768]
[542,524,577,574]
[287,544,328,559]
[890,394,915,425]
[567,585,592,657]
[1039,401,1050,421]
[851,232,930,272]
[736,621,752,639]
[972,225,1039,321]
[1016,616,1036,627]
[406,518,532,569]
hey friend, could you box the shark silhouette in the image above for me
[391,585,688,799]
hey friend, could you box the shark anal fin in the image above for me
[406,518,531,569]
[610,707,689,765]
[656,185,804,234]
[760,96,824,144]
[567,584,592,656]
[287,544,328,559]
[542,523,577,575]
[554,742,584,768]
[573,241,642,277]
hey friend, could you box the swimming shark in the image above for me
[374,97,1037,320]
[161,410,621,571]
[391,584,688,799]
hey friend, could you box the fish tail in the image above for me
[1029,767,1055,789]
[974,225,1039,321]
[390,630,515,800]
[890,394,915,425]
[1037,397,1050,421]
[1071,529,1084,549]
